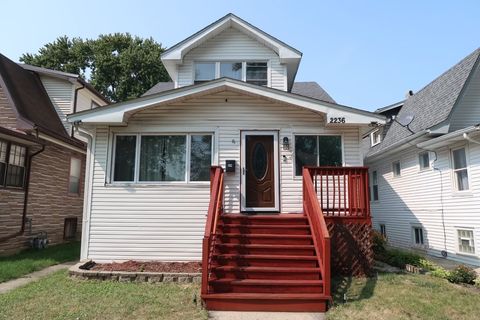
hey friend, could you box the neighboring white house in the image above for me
[69,13,385,262]
[365,47,480,266]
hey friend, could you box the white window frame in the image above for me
[292,134,345,177]
[392,160,401,178]
[111,132,214,184]
[379,223,387,238]
[411,225,425,248]
[370,129,381,147]
[451,146,470,192]
[194,60,269,85]
[68,157,82,194]
[418,151,431,171]
[456,227,475,255]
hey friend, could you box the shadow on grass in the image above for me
[331,273,378,305]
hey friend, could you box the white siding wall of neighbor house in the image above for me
[449,64,480,132]
[177,27,287,91]
[368,139,480,266]
[41,75,74,131]
[76,89,106,112]
[86,91,362,262]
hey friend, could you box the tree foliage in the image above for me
[20,33,170,102]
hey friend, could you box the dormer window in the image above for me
[194,62,216,84]
[370,129,381,147]
[246,62,268,86]
[194,61,268,86]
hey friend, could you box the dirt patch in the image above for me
[91,260,202,273]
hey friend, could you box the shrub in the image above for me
[372,230,387,255]
[430,266,450,279]
[379,249,423,269]
[446,265,477,284]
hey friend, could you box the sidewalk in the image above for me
[0,261,77,294]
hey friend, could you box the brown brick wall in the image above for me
[0,142,85,255]
[0,85,20,131]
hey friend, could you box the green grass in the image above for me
[0,241,80,283]
[0,270,208,320]
[327,272,480,320]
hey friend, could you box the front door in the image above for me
[241,131,279,212]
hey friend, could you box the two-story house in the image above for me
[0,53,108,255]
[69,14,385,312]
[365,48,480,267]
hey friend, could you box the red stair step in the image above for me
[214,243,316,256]
[211,266,321,280]
[218,233,313,245]
[218,224,311,235]
[213,254,318,268]
[202,293,329,312]
[209,279,324,294]
[221,214,308,226]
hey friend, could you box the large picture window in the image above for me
[294,135,342,176]
[0,140,27,188]
[112,133,213,183]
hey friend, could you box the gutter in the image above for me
[0,142,45,243]
[417,125,480,149]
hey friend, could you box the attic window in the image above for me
[370,129,381,147]
[220,62,242,80]
[194,62,215,84]
[246,62,268,86]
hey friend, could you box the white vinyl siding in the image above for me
[86,91,362,262]
[40,75,74,132]
[178,27,287,91]
[368,139,480,266]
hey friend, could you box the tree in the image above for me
[20,33,170,102]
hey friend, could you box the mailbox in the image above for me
[225,160,235,173]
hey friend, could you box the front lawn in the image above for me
[0,270,207,320]
[0,241,80,283]
[327,272,480,320]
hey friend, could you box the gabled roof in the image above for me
[69,77,385,126]
[0,53,70,140]
[143,80,335,103]
[291,82,335,103]
[366,47,480,158]
[161,13,302,91]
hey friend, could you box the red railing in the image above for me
[302,168,331,297]
[306,167,370,219]
[201,166,224,296]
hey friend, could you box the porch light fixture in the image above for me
[282,137,290,150]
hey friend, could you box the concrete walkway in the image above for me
[209,311,325,320]
[0,261,77,294]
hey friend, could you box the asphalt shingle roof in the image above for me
[367,47,480,157]
[142,82,175,96]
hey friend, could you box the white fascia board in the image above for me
[416,125,480,149]
[68,79,384,126]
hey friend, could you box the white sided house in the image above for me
[365,48,480,266]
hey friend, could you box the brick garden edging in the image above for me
[69,261,202,283]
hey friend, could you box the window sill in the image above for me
[451,191,474,197]
[454,251,478,258]
[105,182,210,188]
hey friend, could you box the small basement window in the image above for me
[412,226,424,246]
[63,217,78,240]
[457,229,475,254]
[392,161,401,177]
[419,152,430,170]
[380,224,387,238]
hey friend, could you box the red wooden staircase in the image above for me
[201,167,332,312]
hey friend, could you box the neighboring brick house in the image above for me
[0,53,108,255]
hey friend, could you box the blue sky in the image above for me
[0,0,478,111]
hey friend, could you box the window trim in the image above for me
[67,156,82,195]
[370,129,381,147]
[0,139,28,190]
[450,146,470,192]
[193,60,269,85]
[111,132,215,185]
[418,151,431,171]
[455,227,475,256]
[411,225,425,248]
[292,133,344,177]
[392,160,401,178]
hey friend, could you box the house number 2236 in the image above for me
[329,117,346,123]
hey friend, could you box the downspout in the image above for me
[0,140,45,243]
[74,123,95,261]
[71,84,85,138]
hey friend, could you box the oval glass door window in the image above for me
[252,143,267,179]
